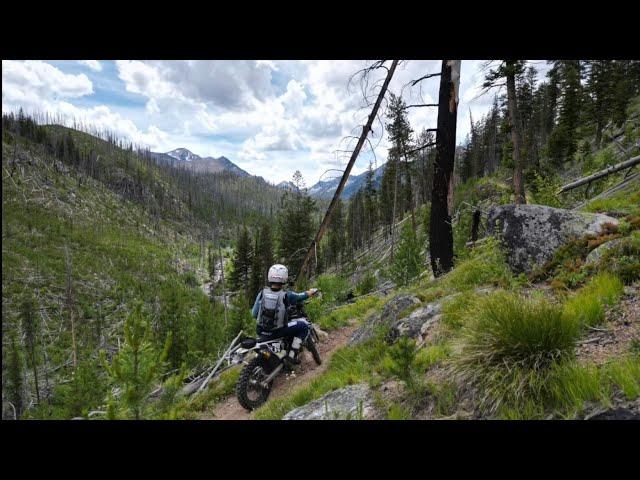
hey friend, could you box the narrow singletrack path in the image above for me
[200,320,359,420]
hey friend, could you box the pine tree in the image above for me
[389,222,423,286]
[382,93,415,244]
[548,60,583,165]
[229,226,253,300]
[276,171,316,281]
[584,60,614,148]
[103,304,170,420]
[158,282,188,370]
[484,60,527,203]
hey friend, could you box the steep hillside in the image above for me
[0,116,263,419]
[2,114,285,243]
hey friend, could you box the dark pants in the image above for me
[256,319,310,344]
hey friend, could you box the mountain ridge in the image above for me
[151,147,251,177]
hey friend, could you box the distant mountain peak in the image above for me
[166,148,199,162]
[152,148,250,177]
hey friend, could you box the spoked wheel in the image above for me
[305,332,322,366]
[236,356,273,411]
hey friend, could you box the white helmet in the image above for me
[267,264,288,284]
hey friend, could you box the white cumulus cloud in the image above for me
[78,60,103,71]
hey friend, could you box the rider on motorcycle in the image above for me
[251,264,318,367]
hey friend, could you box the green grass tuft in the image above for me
[452,291,580,415]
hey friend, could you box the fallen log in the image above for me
[556,155,640,194]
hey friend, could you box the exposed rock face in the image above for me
[487,204,619,273]
[349,294,421,345]
[585,237,624,265]
[282,383,376,420]
[388,301,443,342]
[584,398,640,420]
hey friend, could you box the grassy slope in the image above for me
[2,136,212,418]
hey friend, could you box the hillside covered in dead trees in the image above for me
[2,59,639,420]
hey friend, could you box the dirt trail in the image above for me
[199,320,359,420]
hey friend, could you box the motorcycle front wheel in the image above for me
[305,334,322,366]
[236,355,273,411]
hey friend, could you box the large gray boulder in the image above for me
[487,204,619,273]
[349,294,421,345]
[283,383,376,420]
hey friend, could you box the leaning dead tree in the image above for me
[556,155,640,195]
[429,60,461,277]
[297,60,400,282]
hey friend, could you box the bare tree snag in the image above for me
[297,60,399,282]
[429,60,461,277]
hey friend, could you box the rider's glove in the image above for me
[309,288,319,296]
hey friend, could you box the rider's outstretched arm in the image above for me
[286,289,318,304]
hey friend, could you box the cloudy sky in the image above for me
[2,60,550,186]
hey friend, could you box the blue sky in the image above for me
[2,60,551,185]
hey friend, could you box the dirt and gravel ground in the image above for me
[577,283,639,364]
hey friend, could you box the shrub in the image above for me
[452,291,580,415]
[529,170,563,208]
[315,274,350,304]
[595,232,640,284]
[355,271,377,296]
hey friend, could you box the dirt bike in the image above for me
[230,299,322,411]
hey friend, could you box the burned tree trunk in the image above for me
[429,60,460,277]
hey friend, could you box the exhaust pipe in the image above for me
[260,364,283,389]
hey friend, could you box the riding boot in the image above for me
[284,337,302,366]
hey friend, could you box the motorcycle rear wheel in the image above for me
[236,356,273,411]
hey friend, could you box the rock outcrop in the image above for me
[487,204,619,273]
[387,301,443,343]
[585,237,625,265]
[584,398,640,420]
[282,383,376,420]
[349,294,421,345]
